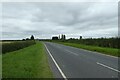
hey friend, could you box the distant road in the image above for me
[44,42,118,78]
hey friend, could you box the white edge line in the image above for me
[96,62,120,73]
[44,43,67,80]
[65,50,78,56]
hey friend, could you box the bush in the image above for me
[2,40,36,54]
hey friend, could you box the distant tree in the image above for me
[26,38,29,40]
[61,34,63,40]
[80,36,82,40]
[52,36,58,40]
[61,34,66,40]
[22,39,26,41]
[63,35,66,40]
[30,35,34,40]
[59,35,60,40]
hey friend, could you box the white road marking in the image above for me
[44,43,67,80]
[65,50,78,56]
[97,62,120,73]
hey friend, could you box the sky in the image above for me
[1,0,118,40]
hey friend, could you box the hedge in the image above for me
[2,40,36,54]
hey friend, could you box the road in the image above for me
[44,42,119,78]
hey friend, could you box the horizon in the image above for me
[1,35,119,40]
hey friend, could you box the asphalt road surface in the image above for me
[44,42,119,78]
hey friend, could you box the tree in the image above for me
[80,36,82,40]
[22,39,25,41]
[61,34,66,40]
[30,35,34,40]
[63,35,66,40]
[52,36,58,40]
[61,34,64,40]
[26,38,29,40]
[59,35,60,40]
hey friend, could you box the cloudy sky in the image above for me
[1,0,118,40]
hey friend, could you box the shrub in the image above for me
[2,40,36,54]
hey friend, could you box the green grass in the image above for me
[0,55,2,78]
[55,42,119,57]
[2,41,53,78]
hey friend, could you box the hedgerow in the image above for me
[2,40,36,54]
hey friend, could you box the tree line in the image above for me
[50,36,119,49]
[64,37,119,49]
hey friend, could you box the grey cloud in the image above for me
[32,3,91,26]
[31,2,117,32]
[2,2,118,39]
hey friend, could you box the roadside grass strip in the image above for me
[2,42,53,78]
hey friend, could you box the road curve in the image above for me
[44,42,118,78]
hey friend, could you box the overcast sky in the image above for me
[1,0,118,40]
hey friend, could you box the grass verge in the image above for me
[0,55,1,78]
[55,42,119,57]
[2,41,53,78]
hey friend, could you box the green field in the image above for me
[55,42,119,57]
[3,41,53,78]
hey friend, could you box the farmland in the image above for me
[2,41,53,78]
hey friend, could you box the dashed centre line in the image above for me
[97,62,120,73]
[65,49,79,56]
